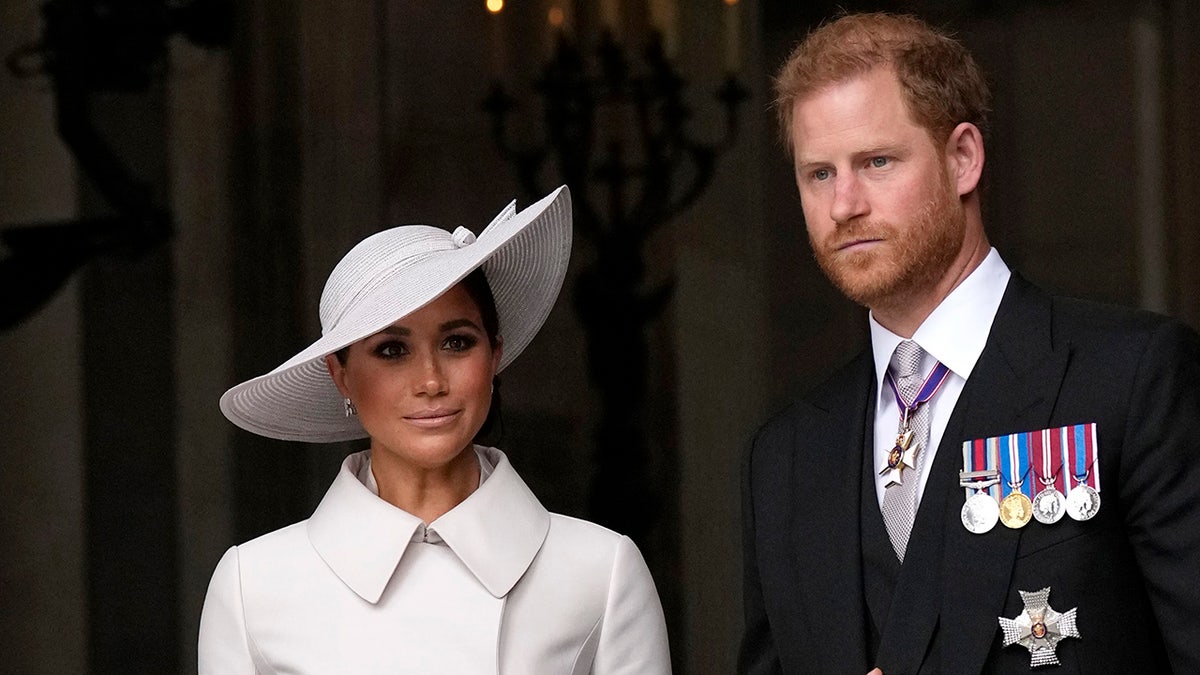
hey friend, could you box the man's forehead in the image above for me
[789,70,921,158]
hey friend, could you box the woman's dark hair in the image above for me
[460,268,504,443]
[334,267,504,442]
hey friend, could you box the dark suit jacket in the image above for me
[740,275,1200,674]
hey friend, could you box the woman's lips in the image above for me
[403,409,462,429]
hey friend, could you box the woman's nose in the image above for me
[415,354,448,396]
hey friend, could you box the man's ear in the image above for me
[945,122,985,197]
[325,354,351,397]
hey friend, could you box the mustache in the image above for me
[821,219,894,249]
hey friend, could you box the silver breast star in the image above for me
[998,587,1080,668]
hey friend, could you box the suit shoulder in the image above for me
[751,349,870,445]
[1051,295,1200,353]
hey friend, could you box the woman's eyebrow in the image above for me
[439,318,482,332]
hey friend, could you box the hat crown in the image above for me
[318,225,458,334]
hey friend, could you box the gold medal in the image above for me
[1000,492,1033,529]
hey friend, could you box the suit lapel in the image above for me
[874,275,1072,672]
[788,351,874,670]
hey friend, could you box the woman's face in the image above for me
[326,283,502,472]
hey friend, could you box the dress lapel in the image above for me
[874,275,1072,672]
[788,351,874,670]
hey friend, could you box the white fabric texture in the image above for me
[198,447,671,674]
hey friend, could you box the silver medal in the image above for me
[1065,484,1101,521]
[1032,487,1067,525]
[962,491,1000,534]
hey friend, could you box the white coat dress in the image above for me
[198,446,671,674]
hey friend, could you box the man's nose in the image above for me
[830,174,869,224]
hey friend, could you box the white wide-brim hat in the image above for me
[220,185,572,442]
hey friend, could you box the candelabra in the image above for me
[484,28,747,542]
[1,0,230,331]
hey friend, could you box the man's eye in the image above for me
[869,156,889,168]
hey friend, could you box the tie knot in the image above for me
[890,340,925,381]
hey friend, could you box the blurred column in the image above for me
[0,3,87,672]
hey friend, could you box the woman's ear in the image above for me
[491,336,504,374]
[325,354,351,397]
[945,121,985,197]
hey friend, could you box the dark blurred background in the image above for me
[1,0,1197,672]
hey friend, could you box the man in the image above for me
[740,12,1200,674]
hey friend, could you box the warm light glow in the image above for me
[548,7,564,27]
[486,0,503,14]
[724,0,738,5]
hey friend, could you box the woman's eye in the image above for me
[374,341,408,359]
[443,334,478,352]
[869,156,889,168]
[812,168,831,181]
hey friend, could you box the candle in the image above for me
[546,1,572,54]
[487,0,506,77]
[648,0,678,58]
[600,0,620,39]
[724,0,740,72]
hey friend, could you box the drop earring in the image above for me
[344,398,358,417]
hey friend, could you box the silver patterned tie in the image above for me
[881,340,930,563]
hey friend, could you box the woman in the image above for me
[199,186,671,673]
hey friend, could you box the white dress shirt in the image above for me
[198,446,671,674]
[869,248,1011,507]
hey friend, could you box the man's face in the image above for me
[789,67,966,311]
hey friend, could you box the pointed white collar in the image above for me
[306,446,550,604]
[869,247,1010,392]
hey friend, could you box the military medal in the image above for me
[1066,481,1101,521]
[999,587,1081,668]
[879,424,918,487]
[1032,485,1066,525]
[1000,492,1033,528]
[879,361,951,487]
[963,423,1100,532]
[999,433,1033,529]
[1031,428,1066,525]
[1063,424,1101,521]
[959,469,1001,534]
[962,490,1000,534]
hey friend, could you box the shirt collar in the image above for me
[306,446,550,604]
[869,247,1011,393]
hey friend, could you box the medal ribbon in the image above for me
[1015,433,1033,498]
[964,432,1003,502]
[884,360,951,428]
[964,423,1101,503]
[1032,428,1064,493]
[999,433,1031,499]
[1067,423,1100,491]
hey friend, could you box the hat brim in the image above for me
[219,186,572,442]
